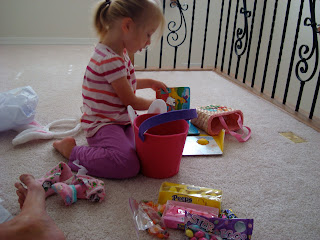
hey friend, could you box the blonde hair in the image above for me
[94,0,165,39]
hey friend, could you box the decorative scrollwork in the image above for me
[234,0,251,56]
[167,0,188,48]
[295,0,319,82]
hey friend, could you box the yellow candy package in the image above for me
[158,182,222,211]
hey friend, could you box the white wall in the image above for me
[0,0,98,43]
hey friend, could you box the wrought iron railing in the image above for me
[134,0,320,130]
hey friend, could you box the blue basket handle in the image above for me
[138,109,197,142]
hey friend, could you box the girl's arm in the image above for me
[111,76,153,110]
[136,78,168,92]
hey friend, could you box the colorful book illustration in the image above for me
[156,87,199,136]
[156,87,190,111]
[182,130,225,156]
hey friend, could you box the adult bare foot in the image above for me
[0,174,65,240]
[53,137,76,159]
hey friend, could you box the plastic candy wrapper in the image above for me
[129,198,169,239]
[158,182,222,211]
[220,209,238,219]
[184,212,253,240]
[162,200,219,229]
[0,86,38,132]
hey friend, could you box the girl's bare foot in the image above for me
[53,137,76,159]
[0,174,65,240]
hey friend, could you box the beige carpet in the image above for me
[0,45,320,239]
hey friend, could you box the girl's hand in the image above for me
[136,78,168,93]
[150,80,168,93]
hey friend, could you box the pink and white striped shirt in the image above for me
[81,43,136,137]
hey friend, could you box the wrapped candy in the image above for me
[129,198,169,239]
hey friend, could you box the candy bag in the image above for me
[184,212,254,240]
[129,198,169,239]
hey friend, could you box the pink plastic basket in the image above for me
[133,109,197,179]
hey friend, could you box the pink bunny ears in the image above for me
[12,119,81,146]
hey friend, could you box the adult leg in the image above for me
[68,124,140,179]
[0,174,65,240]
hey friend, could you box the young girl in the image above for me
[53,0,167,179]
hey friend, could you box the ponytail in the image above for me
[94,1,111,37]
[93,0,165,39]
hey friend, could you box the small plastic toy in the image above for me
[183,134,224,156]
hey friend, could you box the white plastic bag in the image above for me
[0,191,13,223]
[0,86,38,132]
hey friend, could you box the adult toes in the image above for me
[14,182,28,196]
[19,174,35,186]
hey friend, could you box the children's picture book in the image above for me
[182,130,225,156]
[156,87,190,111]
[156,87,199,136]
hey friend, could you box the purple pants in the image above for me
[68,124,140,179]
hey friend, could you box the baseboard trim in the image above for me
[0,37,98,45]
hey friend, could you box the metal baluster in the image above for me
[221,0,232,71]
[201,0,211,69]
[295,0,319,114]
[235,1,251,80]
[272,0,292,98]
[214,0,225,69]
[261,0,278,93]
[228,0,240,75]
[174,47,178,68]
[283,0,305,105]
[251,0,267,88]
[310,24,320,119]
[187,0,196,69]
[243,0,257,83]
[310,72,320,119]
[159,0,166,69]
[144,48,148,69]
[166,0,188,69]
